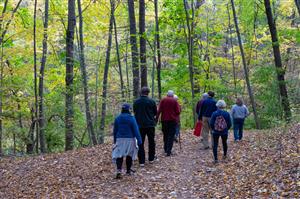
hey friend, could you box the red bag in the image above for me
[193,121,202,137]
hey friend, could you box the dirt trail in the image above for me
[0,125,299,198]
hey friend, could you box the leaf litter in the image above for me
[0,123,299,198]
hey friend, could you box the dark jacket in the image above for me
[198,97,217,119]
[196,99,205,117]
[113,113,142,145]
[157,96,180,122]
[209,109,232,135]
[133,96,157,128]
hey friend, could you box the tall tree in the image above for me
[33,0,38,153]
[264,0,292,122]
[77,0,97,145]
[295,0,300,16]
[38,0,50,153]
[99,0,115,144]
[113,8,125,100]
[154,0,162,99]
[139,0,147,87]
[230,0,260,129]
[127,0,140,99]
[65,0,76,151]
[183,0,196,121]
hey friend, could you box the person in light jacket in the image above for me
[231,98,249,142]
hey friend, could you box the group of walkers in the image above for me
[112,87,249,178]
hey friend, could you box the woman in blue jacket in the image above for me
[112,103,142,179]
[210,100,232,164]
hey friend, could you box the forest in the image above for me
[0,0,299,198]
[0,0,299,154]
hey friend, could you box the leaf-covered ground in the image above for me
[0,124,299,198]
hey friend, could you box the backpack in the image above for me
[214,115,227,131]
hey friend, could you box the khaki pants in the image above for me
[202,117,211,148]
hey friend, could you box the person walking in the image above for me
[173,95,181,143]
[112,103,142,179]
[133,87,157,167]
[210,100,232,164]
[198,91,217,149]
[157,90,180,156]
[231,98,249,142]
[195,93,209,118]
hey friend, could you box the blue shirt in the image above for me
[113,113,142,145]
[199,97,217,119]
[210,109,232,135]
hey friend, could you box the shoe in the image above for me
[223,155,227,160]
[139,164,145,167]
[116,171,122,179]
[166,153,171,157]
[126,169,135,175]
[149,156,158,164]
[200,146,210,150]
[174,137,178,143]
[214,160,218,164]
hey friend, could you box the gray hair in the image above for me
[174,95,178,100]
[167,90,174,97]
[202,93,209,99]
[216,100,226,108]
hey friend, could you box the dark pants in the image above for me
[233,118,245,141]
[162,121,177,155]
[212,133,228,161]
[116,156,132,172]
[138,127,156,164]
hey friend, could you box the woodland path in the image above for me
[0,124,299,198]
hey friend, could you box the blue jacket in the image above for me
[210,109,232,135]
[198,97,217,119]
[113,113,142,145]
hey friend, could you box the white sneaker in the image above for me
[140,164,145,167]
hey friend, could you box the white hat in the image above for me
[216,100,226,108]
[174,95,178,100]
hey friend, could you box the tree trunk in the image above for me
[38,0,49,153]
[125,35,130,100]
[33,0,39,154]
[183,0,196,122]
[0,45,3,156]
[295,0,300,16]
[127,0,140,99]
[154,0,162,100]
[227,3,237,98]
[264,0,292,122]
[65,0,76,151]
[99,0,114,144]
[113,10,125,100]
[139,0,147,87]
[77,0,97,145]
[26,108,35,154]
[230,0,260,129]
[94,47,101,141]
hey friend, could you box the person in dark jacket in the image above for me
[133,87,157,166]
[156,90,180,156]
[210,100,232,164]
[112,103,142,179]
[198,91,217,149]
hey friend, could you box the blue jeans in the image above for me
[233,118,245,141]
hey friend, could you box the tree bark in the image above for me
[227,3,237,98]
[127,0,140,99]
[183,0,196,122]
[99,0,115,144]
[33,0,39,153]
[38,0,49,153]
[139,0,147,87]
[154,0,161,100]
[264,0,292,122]
[77,0,97,145]
[113,10,125,100]
[94,47,101,141]
[230,0,260,129]
[65,0,76,151]
[125,35,130,100]
[0,45,3,156]
[295,0,300,16]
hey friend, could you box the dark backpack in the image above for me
[214,115,227,131]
